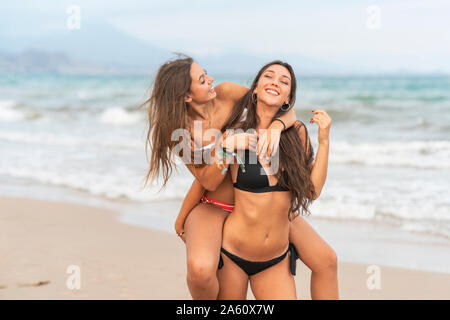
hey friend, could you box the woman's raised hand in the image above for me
[310,109,332,144]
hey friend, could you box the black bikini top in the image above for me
[233,149,289,193]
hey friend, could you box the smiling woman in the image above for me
[220,61,317,218]
[214,60,322,299]
[185,64,217,105]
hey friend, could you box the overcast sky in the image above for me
[1,0,449,72]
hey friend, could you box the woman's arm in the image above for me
[174,179,205,242]
[273,106,297,131]
[259,106,297,156]
[216,82,299,157]
[309,110,331,199]
[310,140,328,200]
[189,82,298,191]
[181,82,247,191]
[297,110,332,200]
[215,81,248,105]
[216,82,297,130]
[186,131,256,191]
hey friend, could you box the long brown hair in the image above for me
[142,54,193,190]
[223,60,316,220]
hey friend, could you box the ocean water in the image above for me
[1,73,449,242]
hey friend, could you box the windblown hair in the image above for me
[222,60,316,220]
[141,54,194,190]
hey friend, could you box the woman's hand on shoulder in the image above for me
[256,126,281,158]
[222,131,257,153]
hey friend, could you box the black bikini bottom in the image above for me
[218,243,299,276]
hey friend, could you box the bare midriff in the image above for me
[222,189,291,261]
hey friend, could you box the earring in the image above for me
[252,93,257,104]
[280,103,291,111]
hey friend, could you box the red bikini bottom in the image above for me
[199,194,234,214]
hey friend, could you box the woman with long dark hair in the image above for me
[209,61,332,299]
[143,55,338,299]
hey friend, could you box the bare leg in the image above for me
[217,252,249,300]
[249,253,297,300]
[289,216,339,299]
[184,203,227,299]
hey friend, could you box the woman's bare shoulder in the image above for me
[215,82,248,102]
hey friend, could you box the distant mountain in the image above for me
[1,21,449,76]
[0,22,422,76]
[0,49,126,74]
[0,49,346,76]
[0,23,171,73]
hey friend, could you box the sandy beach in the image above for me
[1,196,450,300]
